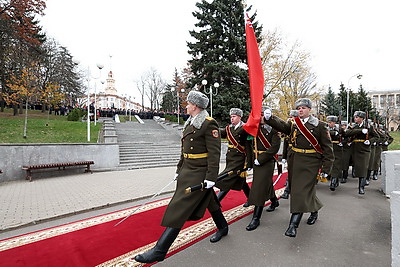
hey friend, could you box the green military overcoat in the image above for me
[344,121,377,178]
[248,124,281,206]
[161,110,221,229]
[266,115,334,213]
[328,124,344,178]
[215,121,252,191]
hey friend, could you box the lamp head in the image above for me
[201,79,208,86]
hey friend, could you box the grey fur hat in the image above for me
[340,120,348,126]
[187,90,209,109]
[327,115,338,122]
[353,111,366,119]
[295,98,312,109]
[289,110,299,117]
[229,108,243,117]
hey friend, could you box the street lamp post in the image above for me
[93,63,104,126]
[171,87,185,124]
[202,80,220,117]
[346,73,362,122]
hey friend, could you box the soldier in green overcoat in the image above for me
[366,121,380,185]
[135,91,227,264]
[215,108,252,206]
[340,120,352,183]
[263,98,334,237]
[280,109,299,199]
[326,115,344,191]
[344,111,377,194]
[245,122,281,231]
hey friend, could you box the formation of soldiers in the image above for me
[134,93,393,264]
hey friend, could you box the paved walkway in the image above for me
[0,166,391,266]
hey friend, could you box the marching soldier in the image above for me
[263,98,334,237]
[340,120,352,184]
[135,91,228,264]
[366,120,380,185]
[373,124,393,180]
[343,111,377,195]
[326,115,344,191]
[281,110,299,199]
[245,118,281,231]
[215,108,252,206]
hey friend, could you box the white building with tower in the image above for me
[89,70,143,112]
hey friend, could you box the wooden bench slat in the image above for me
[22,161,94,181]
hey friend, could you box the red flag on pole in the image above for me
[242,13,264,137]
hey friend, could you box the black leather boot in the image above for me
[284,213,303,237]
[134,227,180,263]
[210,209,229,243]
[358,177,366,194]
[266,196,279,212]
[246,206,263,231]
[329,177,337,191]
[365,170,371,186]
[341,170,348,183]
[372,170,378,180]
[242,182,250,207]
[307,211,318,225]
[280,186,290,199]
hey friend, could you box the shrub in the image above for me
[67,108,85,121]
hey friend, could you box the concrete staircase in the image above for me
[115,119,182,169]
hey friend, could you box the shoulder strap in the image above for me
[226,126,245,153]
[294,117,323,154]
[257,128,272,149]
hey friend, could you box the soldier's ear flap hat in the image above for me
[353,111,366,119]
[187,90,209,109]
[340,120,348,126]
[229,108,243,117]
[327,115,338,122]
[289,110,299,117]
[295,98,312,109]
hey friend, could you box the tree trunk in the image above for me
[13,104,18,116]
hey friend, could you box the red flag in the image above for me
[243,13,264,137]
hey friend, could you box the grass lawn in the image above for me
[388,131,400,150]
[0,108,101,143]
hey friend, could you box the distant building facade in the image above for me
[89,71,143,112]
[368,89,400,131]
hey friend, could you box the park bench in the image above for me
[22,161,94,182]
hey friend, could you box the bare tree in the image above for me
[260,33,320,118]
[135,68,165,111]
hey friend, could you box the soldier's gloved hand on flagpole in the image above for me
[254,159,260,166]
[320,172,329,178]
[203,179,215,189]
[264,108,272,120]
[173,173,179,181]
[364,140,370,145]
[384,141,389,145]
[282,159,287,165]
[362,128,368,134]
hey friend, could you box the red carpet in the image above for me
[0,172,287,267]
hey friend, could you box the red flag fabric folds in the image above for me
[243,13,264,137]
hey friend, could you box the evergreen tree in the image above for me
[354,84,372,118]
[337,83,347,120]
[321,86,340,117]
[187,0,262,123]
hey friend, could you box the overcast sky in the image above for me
[40,0,400,105]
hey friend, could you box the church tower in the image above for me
[105,70,117,95]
